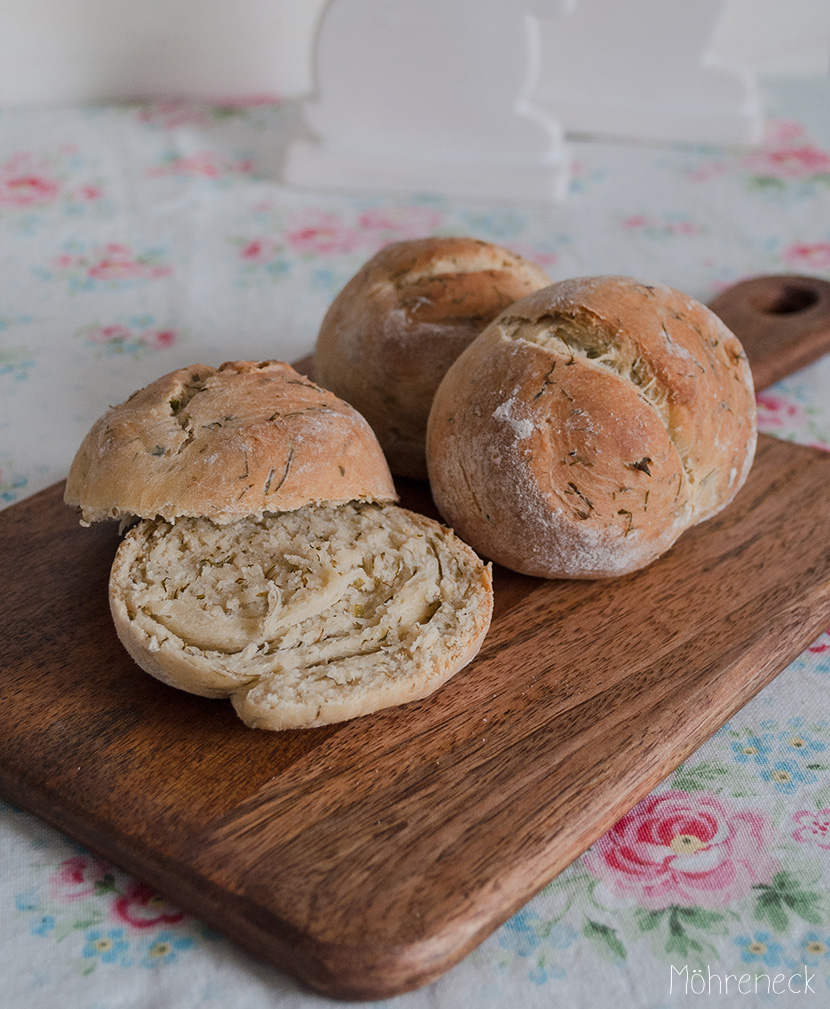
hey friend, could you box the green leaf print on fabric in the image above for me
[582,919,626,961]
[672,760,732,792]
[633,906,733,961]
[753,871,825,932]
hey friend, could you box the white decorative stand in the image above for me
[283,0,573,203]
[534,0,764,144]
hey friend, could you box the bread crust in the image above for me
[315,237,551,478]
[426,276,757,579]
[65,360,397,524]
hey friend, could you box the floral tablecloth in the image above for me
[2,80,830,1009]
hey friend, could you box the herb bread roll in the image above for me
[314,237,551,479]
[67,360,493,729]
[65,359,395,525]
[426,276,757,579]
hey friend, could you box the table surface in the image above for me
[1,80,830,1009]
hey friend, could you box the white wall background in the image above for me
[0,0,327,104]
[0,0,826,106]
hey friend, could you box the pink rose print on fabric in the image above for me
[620,214,703,238]
[239,237,280,264]
[113,881,186,929]
[0,171,59,208]
[0,151,64,207]
[146,151,254,180]
[354,206,444,238]
[285,212,365,256]
[284,206,448,257]
[756,391,808,432]
[809,631,830,657]
[689,121,830,190]
[136,97,281,130]
[86,244,171,282]
[236,205,452,283]
[741,142,830,182]
[793,810,830,850]
[782,242,830,272]
[765,120,805,146]
[741,120,830,183]
[90,323,128,343]
[584,790,778,910]
[43,242,172,291]
[0,150,105,215]
[74,184,104,202]
[49,855,112,902]
[80,319,178,356]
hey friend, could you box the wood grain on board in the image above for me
[1,274,830,999]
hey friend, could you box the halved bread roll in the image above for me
[110,503,493,730]
[67,357,493,730]
[65,359,396,525]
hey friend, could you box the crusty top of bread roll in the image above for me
[426,276,757,579]
[65,360,397,525]
[315,236,552,479]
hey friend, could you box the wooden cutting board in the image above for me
[2,275,830,1001]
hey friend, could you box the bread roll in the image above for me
[68,359,493,729]
[65,359,396,525]
[109,503,493,730]
[315,237,552,479]
[426,276,757,579]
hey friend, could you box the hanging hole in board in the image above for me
[751,283,820,316]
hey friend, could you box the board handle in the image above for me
[709,274,830,393]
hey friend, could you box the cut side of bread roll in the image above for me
[109,503,493,730]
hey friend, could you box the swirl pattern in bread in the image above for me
[109,503,493,729]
